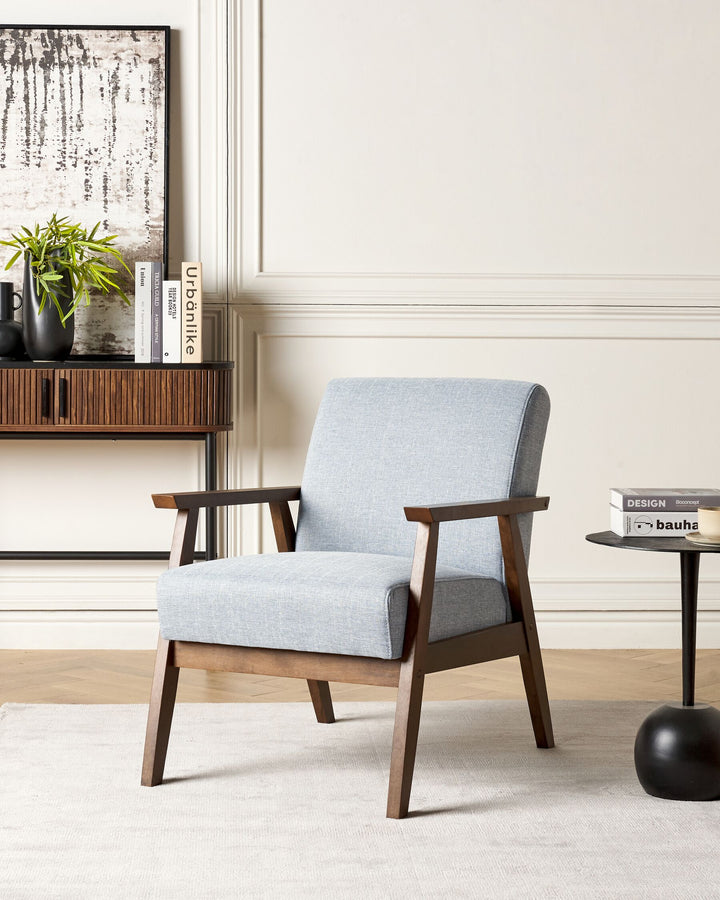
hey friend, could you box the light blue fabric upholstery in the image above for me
[296,378,550,580]
[158,552,508,659]
[157,378,550,660]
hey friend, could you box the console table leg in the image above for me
[205,432,217,560]
[680,550,700,707]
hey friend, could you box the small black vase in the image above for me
[22,252,74,361]
[0,282,24,360]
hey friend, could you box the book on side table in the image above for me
[609,488,720,537]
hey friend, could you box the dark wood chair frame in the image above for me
[142,487,553,818]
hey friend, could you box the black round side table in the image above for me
[586,531,720,801]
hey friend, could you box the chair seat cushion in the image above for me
[157,551,510,660]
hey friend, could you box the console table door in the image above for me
[0,367,53,426]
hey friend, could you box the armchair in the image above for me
[142,378,553,818]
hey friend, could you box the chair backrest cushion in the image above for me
[295,378,550,581]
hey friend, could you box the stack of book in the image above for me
[134,261,203,363]
[610,488,720,537]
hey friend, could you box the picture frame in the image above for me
[0,24,170,356]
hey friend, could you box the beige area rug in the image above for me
[1,700,719,900]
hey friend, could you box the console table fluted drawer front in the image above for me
[0,363,232,431]
[0,361,233,560]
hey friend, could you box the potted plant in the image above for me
[0,213,132,360]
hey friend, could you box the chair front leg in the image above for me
[142,507,198,786]
[387,664,427,819]
[387,521,439,819]
[142,636,179,786]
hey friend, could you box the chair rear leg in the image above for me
[519,644,554,749]
[142,637,180,786]
[386,668,426,819]
[498,514,554,750]
[307,679,335,723]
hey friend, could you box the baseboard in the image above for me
[1,609,719,651]
[0,612,160,650]
[536,610,720,649]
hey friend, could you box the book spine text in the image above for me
[610,506,698,537]
[610,490,720,512]
[134,262,152,363]
[181,262,203,363]
[150,262,163,363]
[162,280,181,364]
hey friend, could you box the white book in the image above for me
[162,280,181,364]
[134,262,152,363]
[181,261,202,363]
[610,505,698,537]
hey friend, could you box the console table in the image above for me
[0,360,233,561]
[586,531,720,800]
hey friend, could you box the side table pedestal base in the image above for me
[634,703,720,801]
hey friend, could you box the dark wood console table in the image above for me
[0,359,233,561]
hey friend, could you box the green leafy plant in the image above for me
[0,213,132,325]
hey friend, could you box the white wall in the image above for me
[4,0,720,648]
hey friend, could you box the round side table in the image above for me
[586,531,720,801]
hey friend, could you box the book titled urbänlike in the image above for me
[181,262,202,363]
[610,488,720,512]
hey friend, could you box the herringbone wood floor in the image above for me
[1,649,719,704]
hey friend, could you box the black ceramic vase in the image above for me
[0,282,24,360]
[22,253,74,361]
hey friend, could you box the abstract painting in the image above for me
[0,26,169,355]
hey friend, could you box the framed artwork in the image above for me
[0,25,170,355]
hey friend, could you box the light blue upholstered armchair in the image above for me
[142,378,553,818]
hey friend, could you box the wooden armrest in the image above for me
[153,486,301,510]
[404,496,549,523]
